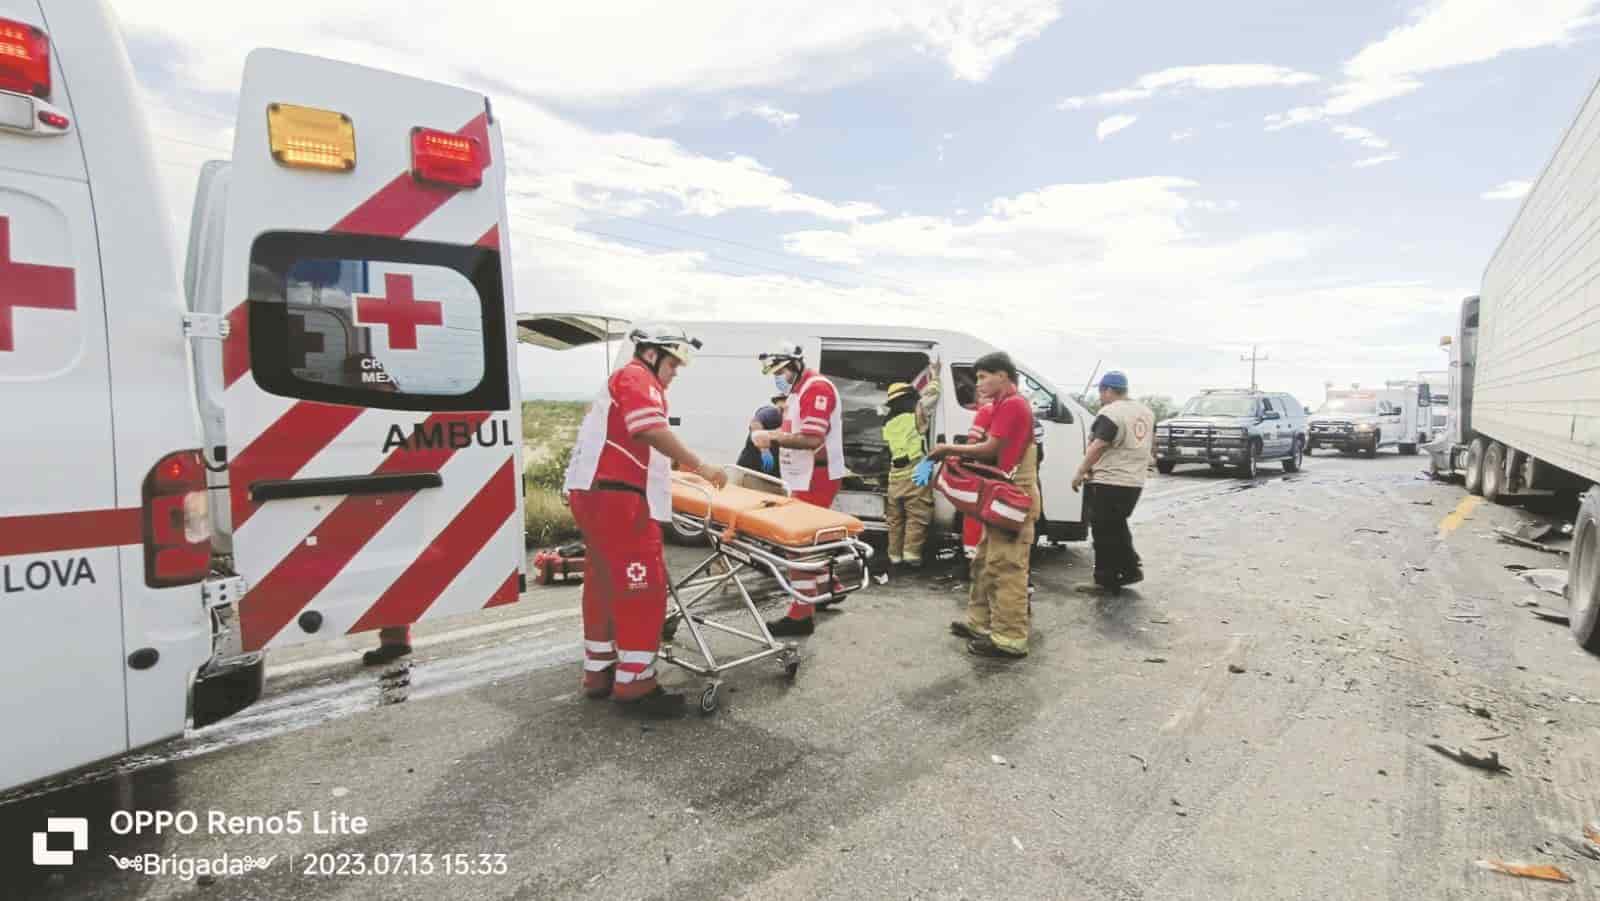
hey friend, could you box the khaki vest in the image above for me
[1092,399,1155,488]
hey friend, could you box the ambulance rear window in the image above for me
[246,232,509,412]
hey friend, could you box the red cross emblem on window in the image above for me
[354,273,442,351]
[0,216,76,353]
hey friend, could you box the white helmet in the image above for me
[759,339,804,375]
[629,323,702,365]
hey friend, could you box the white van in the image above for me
[519,316,1090,548]
[1,0,524,792]
[1306,385,1428,456]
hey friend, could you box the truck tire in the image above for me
[1464,438,1488,495]
[1363,432,1379,458]
[1570,488,1600,653]
[1481,442,1508,504]
[1282,438,1303,473]
[1236,441,1260,478]
[1156,460,1175,475]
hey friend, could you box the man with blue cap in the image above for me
[1070,371,1155,594]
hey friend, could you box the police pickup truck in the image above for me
[1154,389,1308,478]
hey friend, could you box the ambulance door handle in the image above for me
[250,472,443,502]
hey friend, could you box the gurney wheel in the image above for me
[660,619,679,642]
[699,682,721,715]
[783,658,801,681]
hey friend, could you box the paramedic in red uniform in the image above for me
[564,325,727,716]
[749,341,845,636]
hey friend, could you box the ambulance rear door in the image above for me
[219,50,523,653]
[0,0,130,787]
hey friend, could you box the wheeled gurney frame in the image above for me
[660,470,873,714]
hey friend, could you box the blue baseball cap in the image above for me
[1098,370,1129,390]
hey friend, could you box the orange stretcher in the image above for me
[659,468,873,714]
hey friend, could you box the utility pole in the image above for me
[1240,345,1268,391]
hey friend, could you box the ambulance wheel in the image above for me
[699,682,721,715]
[1570,489,1600,653]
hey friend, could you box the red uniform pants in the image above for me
[785,470,841,620]
[569,488,669,700]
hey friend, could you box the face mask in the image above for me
[774,373,793,395]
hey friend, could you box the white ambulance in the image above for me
[1,1,524,792]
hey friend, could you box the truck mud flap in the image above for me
[191,655,265,729]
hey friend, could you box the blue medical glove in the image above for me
[912,458,936,487]
[760,449,775,472]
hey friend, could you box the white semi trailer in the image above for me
[1425,78,1600,652]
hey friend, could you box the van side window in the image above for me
[246,232,508,412]
[1261,397,1276,415]
[951,364,978,410]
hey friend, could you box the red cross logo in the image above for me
[0,216,76,353]
[354,273,442,351]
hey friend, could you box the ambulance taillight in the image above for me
[142,450,212,588]
[410,127,484,188]
[0,18,49,99]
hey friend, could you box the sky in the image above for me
[118,0,1600,405]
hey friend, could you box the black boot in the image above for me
[949,621,987,640]
[766,615,815,637]
[1120,568,1145,586]
[362,644,411,666]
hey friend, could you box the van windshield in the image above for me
[1180,395,1257,417]
[1321,396,1377,414]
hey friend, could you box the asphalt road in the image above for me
[6,451,1600,900]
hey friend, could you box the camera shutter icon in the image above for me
[33,817,88,866]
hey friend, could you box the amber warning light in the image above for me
[266,103,356,172]
[411,127,485,188]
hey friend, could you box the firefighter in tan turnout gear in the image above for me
[882,381,936,569]
[1071,371,1155,595]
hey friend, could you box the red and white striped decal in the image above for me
[225,109,520,651]
[0,508,141,555]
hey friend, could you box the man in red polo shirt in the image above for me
[564,325,726,717]
[750,340,845,636]
[927,351,1039,659]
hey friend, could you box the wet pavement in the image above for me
[5,452,1599,899]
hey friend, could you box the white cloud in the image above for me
[1330,124,1389,149]
[1059,64,1319,110]
[1268,0,1599,127]
[116,0,1063,103]
[1096,114,1138,141]
[1482,179,1532,200]
[731,103,800,129]
[1352,153,1401,168]
[1170,129,1195,142]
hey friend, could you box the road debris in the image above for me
[1410,499,1436,506]
[1354,528,1391,535]
[1426,743,1509,774]
[1143,656,1168,664]
[1128,753,1148,771]
[1011,836,1024,852]
[1227,663,1247,674]
[1474,860,1573,883]
[1314,593,1333,600]
[1518,569,1569,597]
[990,754,1008,766]
[1462,704,1492,719]
[1444,613,1483,623]
[1529,607,1571,625]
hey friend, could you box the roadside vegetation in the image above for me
[522,400,584,547]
